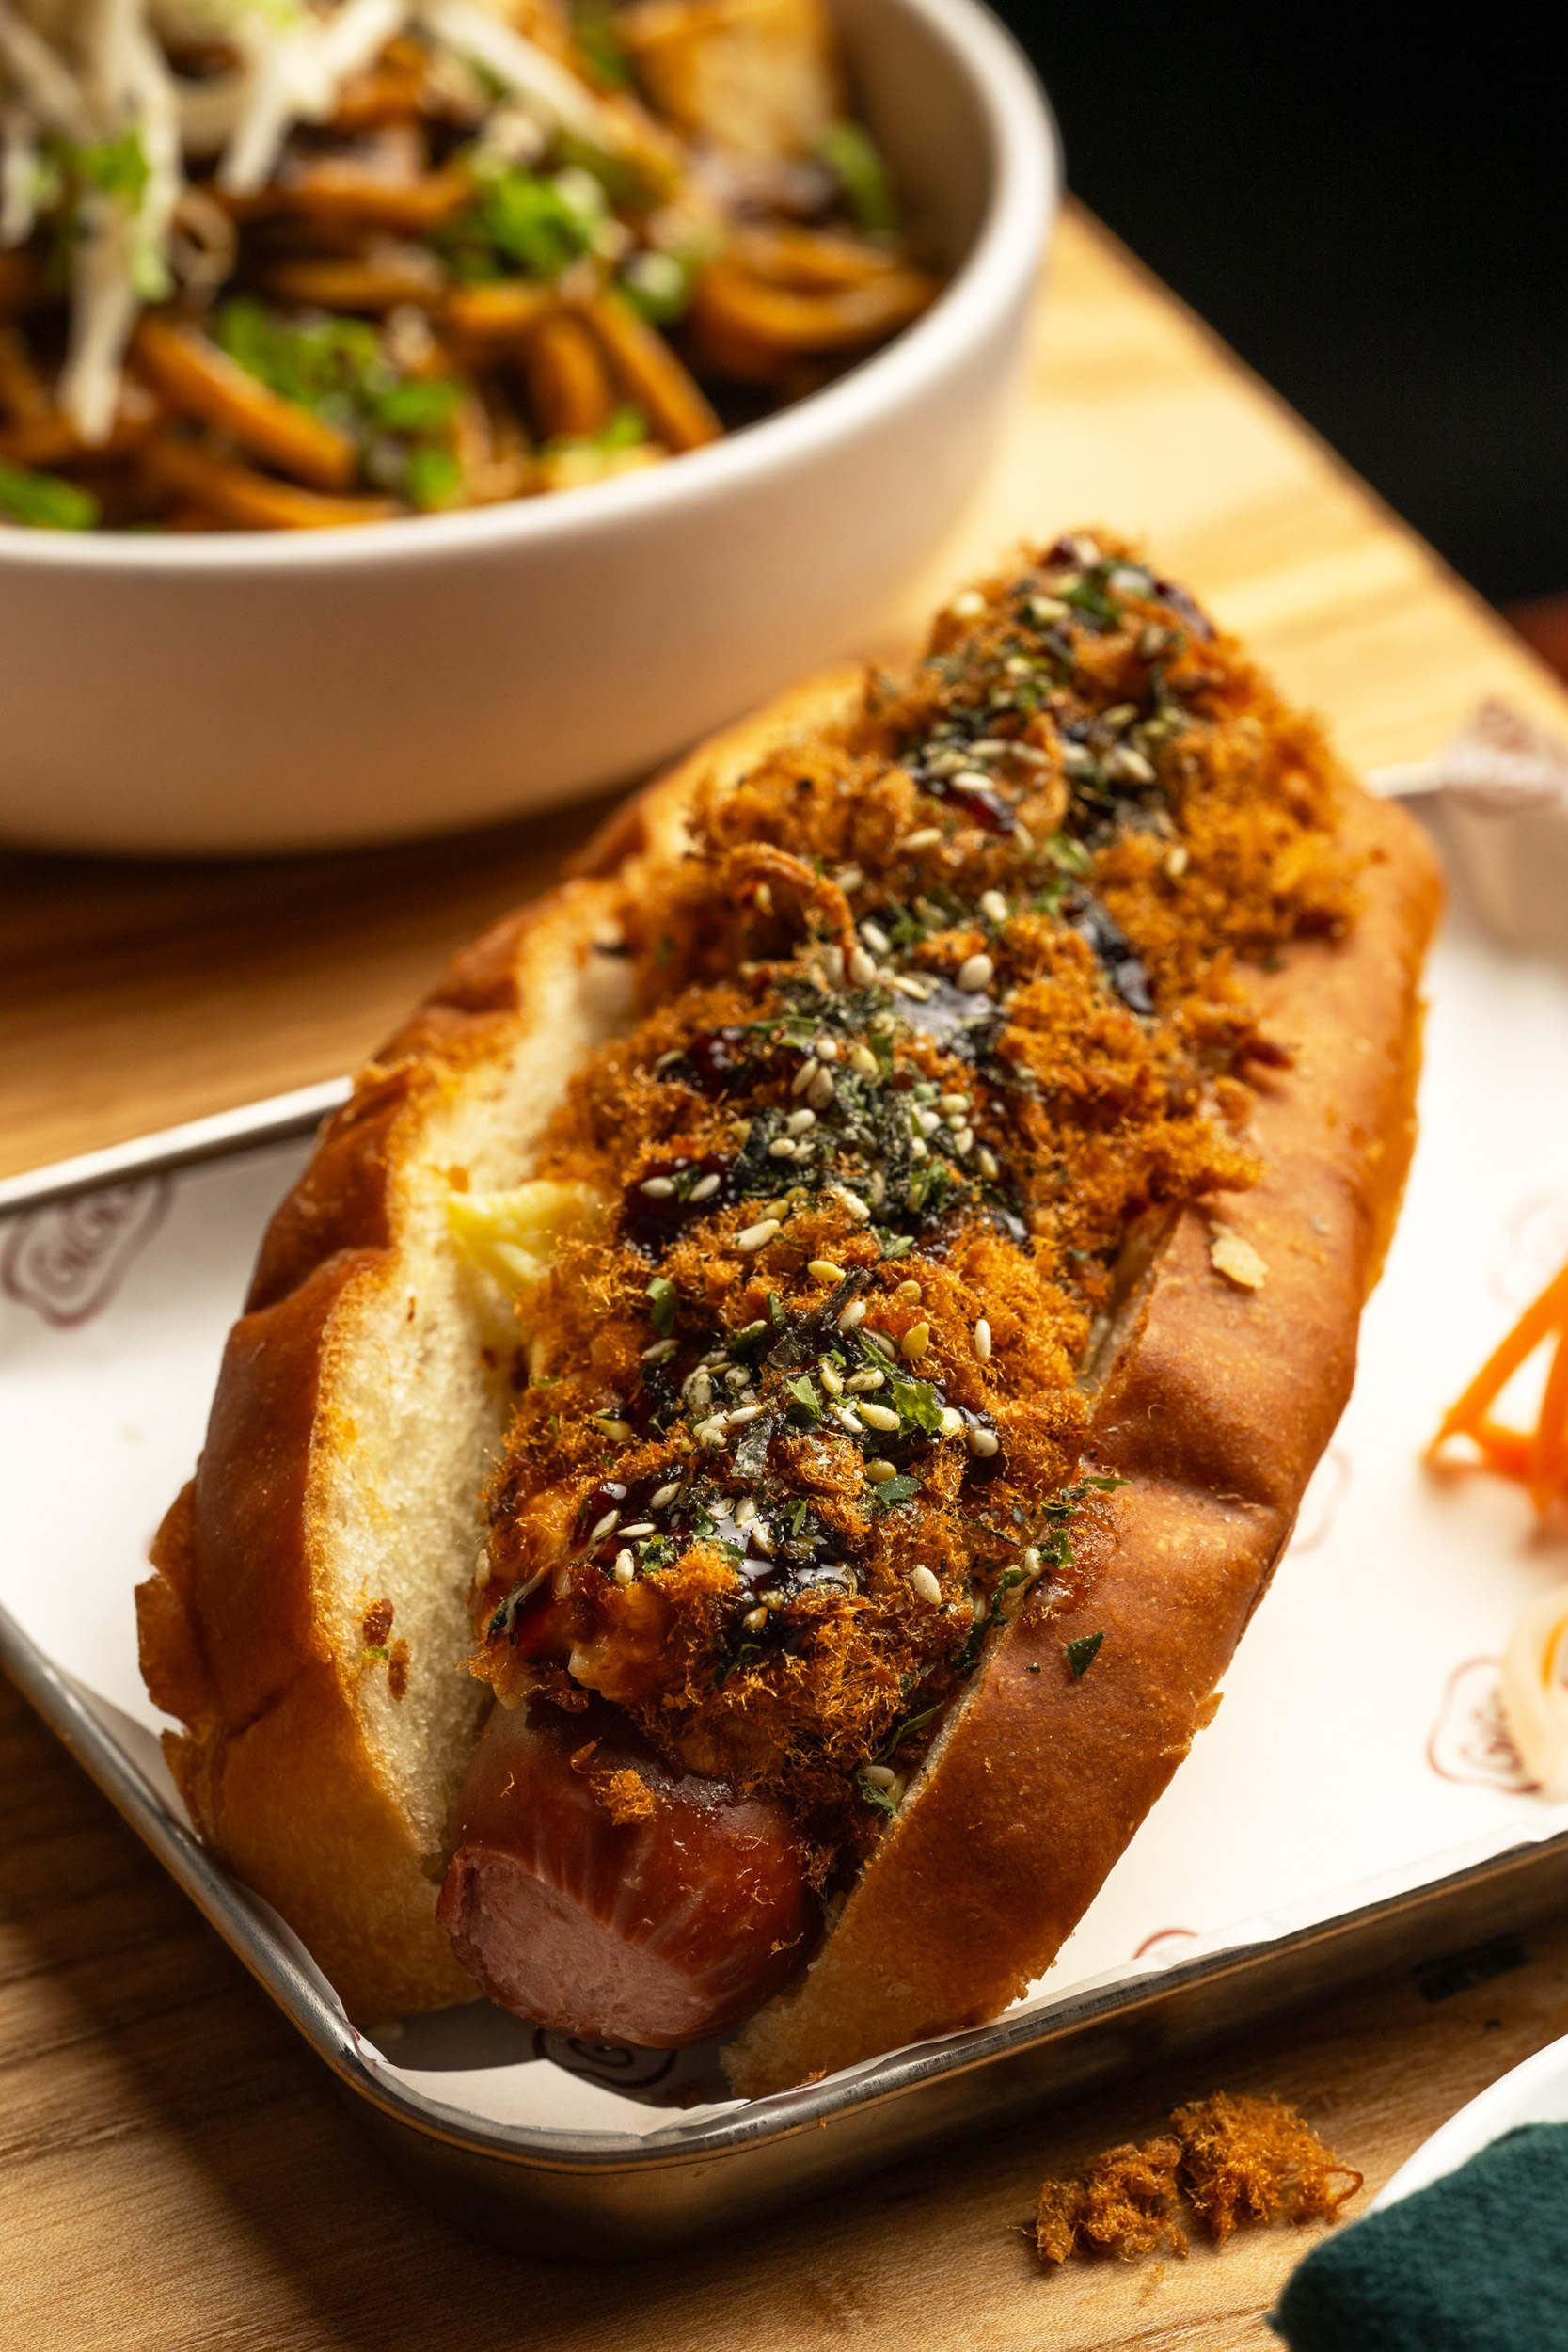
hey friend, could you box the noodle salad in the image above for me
[0,0,940,529]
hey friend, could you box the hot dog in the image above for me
[438,1697,814,2045]
[137,532,1441,2091]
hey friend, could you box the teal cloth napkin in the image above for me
[1273,2121,1568,2350]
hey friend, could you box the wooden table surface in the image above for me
[6,205,1568,2346]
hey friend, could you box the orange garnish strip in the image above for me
[1425,1259,1568,1513]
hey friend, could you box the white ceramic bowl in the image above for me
[0,0,1056,855]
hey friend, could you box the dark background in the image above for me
[990,1,1567,627]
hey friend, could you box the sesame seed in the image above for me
[1066,532,1101,564]
[612,1553,636,1586]
[837,1298,866,1331]
[847,946,879,988]
[753,882,773,914]
[1021,1547,1042,1577]
[974,1317,992,1360]
[865,1459,898,1482]
[866,1171,887,1207]
[819,1360,844,1396]
[471,1546,491,1594]
[620,1522,655,1539]
[952,1130,974,1156]
[951,769,992,795]
[590,1510,621,1543]
[847,1369,885,1392]
[956,953,995,993]
[863,1763,896,1792]
[899,828,942,853]
[728,1404,764,1425]
[641,1337,677,1361]
[834,864,863,894]
[976,1146,1000,1181]
[768,1136,799,1159]
[751,1521,776,1555]
[807,1069,835,1110]
[649,1484,679,1514]
[910,1565,942,1606]
[640,1176,676,1198]
[900,1322,931,1359]
[950,588,986,619]
[736,1219,782,1252]
[790,1058,816,1097]
[836,1187,871,1220]
[734,1497,757,1526]
[888,974,932,1001]
[653,1049,682,1072]
[1108,745,1156,786]
[1165,844,1189,879]
[742,1605,768,1631]
[1101,702,1138,729]
[895,1279,923,1301]
[967,1425,1000,1457]
[787,1108,816,1136]
[807,1259,846,1285]
[1026,594,1069,623]
[916,1108,941,1137]
[1005,655,1034,677]
[847,1042,879,1078]
[860,921,891,957]
[695,1415,730,1446]
[909,1137,928,1162]
[859,1401,900,1431]
[816,1036,839,1060]
[835,1406,865,1436]
[689,1172,721,1202]
[979,889,1008,926]
[823,945,845,986]
[685,1370,712,1410]
[938,1092,970,1115]
[939,1406,964,1437]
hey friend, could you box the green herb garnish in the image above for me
[855,1765,898,1817]
[0,459,99,532]
[866,1472,920,1510]
[1064,1630,1104,1678]
[784,1374,822,1423]
[817,120,899,236]
[645,1275,677,1335]
[888,1376,943,1437]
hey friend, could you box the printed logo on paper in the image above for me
[1286,1444,1353,1557]
[1493,1193,1568,1312]
[1132,1927,1197,1962]
[1427,1656,1537,1792]
[1,1176,173,1330]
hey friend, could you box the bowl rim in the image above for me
[0,0,1057,579]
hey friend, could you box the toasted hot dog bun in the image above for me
[137,628,1440,2079]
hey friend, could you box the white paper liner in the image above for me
[6,828,1568,2137]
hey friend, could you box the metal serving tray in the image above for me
[4,924,1568,2257]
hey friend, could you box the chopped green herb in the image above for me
[875,1701,942,1762]
[0,459,99,532]
[645,1275,677,1335]
[1064,1630,1104,1678]
[572,0,632,86]
[714,1636,765,1690]
[361,1645,389,1663]
[784,1374,821,1423]
[440,161,596,283]
[404,442,463,511]
[817,120,898,234]
[866,1472,920,1510]
[1062,573,1123,628]
[889,1375,943,1437]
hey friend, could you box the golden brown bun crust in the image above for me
[724,788,1441,2095]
